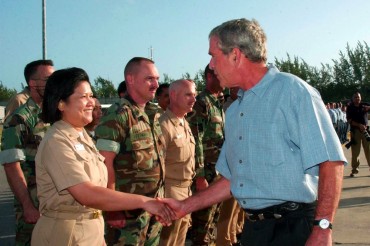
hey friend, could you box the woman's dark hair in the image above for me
[42,67,90,124]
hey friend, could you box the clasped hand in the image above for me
[106,198,187,228]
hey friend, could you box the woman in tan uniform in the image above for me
[31,67,173,246]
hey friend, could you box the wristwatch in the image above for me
[313,219,332,229]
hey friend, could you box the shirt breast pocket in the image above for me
[173,138,187,161]
[75,150,100,182]
[131,140,156,170]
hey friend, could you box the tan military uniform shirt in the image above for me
[32,120,107,246]
[160,109,195,191]
[159,109,196,246]
[4,87,30,120]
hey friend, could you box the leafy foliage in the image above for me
[0,81,17,101]
[274,41,370,103]
[93,76,116,98]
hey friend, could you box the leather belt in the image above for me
[244,201,315,222]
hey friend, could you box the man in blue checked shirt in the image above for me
[161,18,346,246]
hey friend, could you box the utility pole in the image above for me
[149,46,153,61]
[42,0,47,59]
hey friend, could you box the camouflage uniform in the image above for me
[95,95,165,246]
[4,87,30,120]
[0,98,49,246]
[186,90,225,246]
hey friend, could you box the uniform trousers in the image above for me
[105,209,162,246]
[350,128,370,173]
[159,182,192,246]
[31,210,105,246]
[14,184,38,246]
[216,197,244,245]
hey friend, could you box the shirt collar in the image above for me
[164,109,183,127]
[238,64,280,101]
[54,120,95,148]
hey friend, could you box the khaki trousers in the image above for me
[216,197,244,245]
[351,128,370,173]
[159,183,192,246]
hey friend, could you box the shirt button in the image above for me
[240,113,244,116]
[239,136,242,140]
[239,160,242,164]
[240,183,244,187]
[242,201,246,204]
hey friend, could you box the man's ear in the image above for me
[126,74,134,85]
[232,47,242,64]
[58,101,65,111]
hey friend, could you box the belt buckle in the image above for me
[282,202,299,211]
[92,210,100,219]
[246,213,257,222]
[246,212,282,222]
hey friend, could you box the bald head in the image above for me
[169,79,192,93]
[168,79,196,117]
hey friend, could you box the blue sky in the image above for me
[1,0,369,92]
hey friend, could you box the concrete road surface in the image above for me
[1,146,369,245]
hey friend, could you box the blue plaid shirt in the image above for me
[216,65,346,210]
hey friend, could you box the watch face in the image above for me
[319,219,330,229]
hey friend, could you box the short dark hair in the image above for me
[204,64,214,79]
[117,80,126,97]
[124,57,154,78]
[41,67,90,124]
[24,59,54,85]
[156,83,170,97]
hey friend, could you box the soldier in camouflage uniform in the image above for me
[95,57,165,246]
[0,60,54,246]
[4,87,30,121]
[186,64,225,246]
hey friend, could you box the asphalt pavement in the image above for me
[1,146,369,245]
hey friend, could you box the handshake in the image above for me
[105,177,229,229]
[149,198,186,226]
[105,197,186,228]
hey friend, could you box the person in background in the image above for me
[340,104,349,143]
[95,57,166,246]
[161,18,345,246]
[4,88,30,121]
[186,64,224,246]
[158,79,196,246]
[156,83,170,112]
[222,87,239,111]
[3,59,48,120]
[0,59,54,246]
[31,67,173,246]
[117,80,127,98]
[84,97,103,142]
[346,92,370,177]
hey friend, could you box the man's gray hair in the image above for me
[209,18,267,63]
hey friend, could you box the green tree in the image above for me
[332,41,370,100]
[93,76,116,98]
[181,70,205,92]
[192,69,206,92]
[160,73,174,84]
[0,81,17,101]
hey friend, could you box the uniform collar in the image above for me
[164,109,184,127]
[54,120,95,148]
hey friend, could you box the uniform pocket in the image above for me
[131,139,156,170]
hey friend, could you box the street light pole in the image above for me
[42,0,47,59]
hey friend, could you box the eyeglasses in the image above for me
[30,78,48,82]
